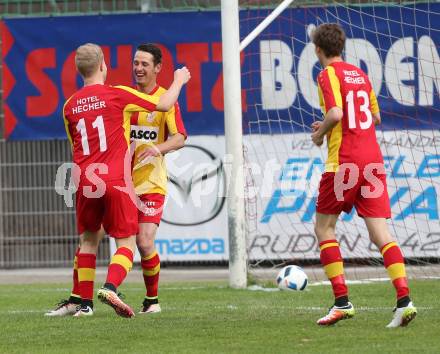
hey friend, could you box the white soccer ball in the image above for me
[276,265,308,291]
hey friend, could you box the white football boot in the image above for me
[139,303,161,314]
[386,302,417,328]
[73,305,94,317]
[45,300,79,317]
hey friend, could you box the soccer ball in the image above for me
[276,265,308,291]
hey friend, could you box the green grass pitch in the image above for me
[0,280,439,353]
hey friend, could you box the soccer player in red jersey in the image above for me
[61,43,190,318]
[310,24,416,327]
[131,44,187,314]
[45,44,188,317]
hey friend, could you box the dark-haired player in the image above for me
[310,24,416,327]
[131,43,187,314]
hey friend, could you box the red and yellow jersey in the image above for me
[131,85,187,196]
[63,84,159,182]
[317,61,383,172]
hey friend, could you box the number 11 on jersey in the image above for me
[76,115,107,155]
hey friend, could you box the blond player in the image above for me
[46,44,187,316]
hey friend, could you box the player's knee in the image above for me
[83,235,100,247]
[81,237,100,253]
[369,237,381,250]
[137,243,155,257]
[314,224,334,241]
[137,231,155,243]
[137,233,155,255]
[314,224,325,238]
[314,225,320,237]
[369,231,393,250]
[115,235,136,252]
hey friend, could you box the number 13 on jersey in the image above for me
[346,90,373,130]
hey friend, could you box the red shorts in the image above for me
[76,180,138,238]
[138,193,165,225]
[316,165,391,218]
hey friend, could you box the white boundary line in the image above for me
[3,276,440,294]
[3,306,435,315]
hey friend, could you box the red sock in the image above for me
[141,251,160,301]
[319,239,348,300]
[70,247,81,301]
[77,253,96,301]
[381,242,409,300]
[105,247,133,290]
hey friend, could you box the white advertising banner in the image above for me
[113,131,440,262]
[245,130,440,260]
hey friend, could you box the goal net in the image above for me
[239,0,440,283]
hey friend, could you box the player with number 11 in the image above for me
[61,43,190,317]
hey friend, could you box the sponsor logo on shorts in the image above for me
[141,200,160,216]
[142,206,160,216]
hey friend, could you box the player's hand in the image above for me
[137,145,161,163]
[311,121,322,132]
[311,131,324,147]
[174,67,191,85]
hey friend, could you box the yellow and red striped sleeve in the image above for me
[114,85,160,113]
[317,66,343,114]
[165,102,187,138]
[62,95,74,148]
[370,88,380,115]
[317,83,326,114]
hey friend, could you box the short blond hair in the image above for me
[75,43,103,78]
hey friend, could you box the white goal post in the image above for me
[221,0,247,288]
[221,0,294,288]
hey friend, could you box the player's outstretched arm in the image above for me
[156,67,191,112]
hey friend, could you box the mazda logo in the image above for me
[162,144,226,226]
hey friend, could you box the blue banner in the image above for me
[1,4,439,140]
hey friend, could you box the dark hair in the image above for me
[136,43,162,66]
[312,23,346,58]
